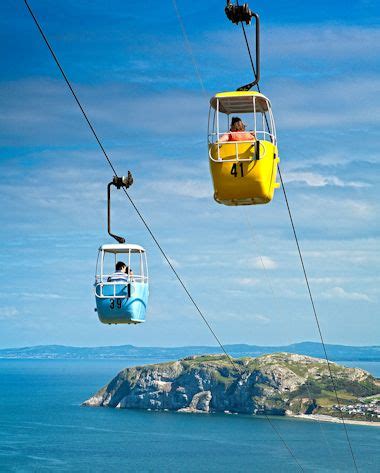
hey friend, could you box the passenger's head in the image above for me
[230,117,246,132]
[115,261,127,272]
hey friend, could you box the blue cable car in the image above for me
[94,175,149,325]
[95,243,149,324]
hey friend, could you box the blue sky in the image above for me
[0,0,379,348]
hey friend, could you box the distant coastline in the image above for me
[1,342,380,361]
[292,414,380,427]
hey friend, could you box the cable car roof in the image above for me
[99,243,146,253]
[210,91,270,114]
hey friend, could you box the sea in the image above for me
[0,359,379,472]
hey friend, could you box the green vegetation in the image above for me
[321,377,378,398]
[92,352,380,420]
[182,354,233,368]
[211,370,235,388]
[289,379,322,399]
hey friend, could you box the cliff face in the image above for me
[83,353,379,417]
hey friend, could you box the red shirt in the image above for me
[228,131,255,142]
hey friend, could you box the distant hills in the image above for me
[0,342,379,361]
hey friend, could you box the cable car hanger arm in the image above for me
[107,173,133,244]
[225,1,260,91]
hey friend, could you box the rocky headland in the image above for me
[83,353,380,421]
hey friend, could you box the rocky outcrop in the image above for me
[83,353,379,417]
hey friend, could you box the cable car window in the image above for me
[128,250,147,283]
[255,109,273,142]
[102,251,118,282]
[208,108,217,144]
[209,98,275,144]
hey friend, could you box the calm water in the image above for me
[0,359,379,472]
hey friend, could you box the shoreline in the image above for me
[291,413,380,427]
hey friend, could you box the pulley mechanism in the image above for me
[107,172,133,244]
[225,0,253,25]
[225,1,260,91]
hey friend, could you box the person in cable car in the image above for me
[108,261,129,282]
[219,116,256,142]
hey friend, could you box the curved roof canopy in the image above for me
[210,91,270,114]
[100,243,145,253]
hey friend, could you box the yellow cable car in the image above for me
[208,91,280,206]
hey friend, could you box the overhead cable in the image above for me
[23,0,240,368]
[234,1,359,468]
[277,168,359,471]
[22,1,305,470]
[169,2,305,471]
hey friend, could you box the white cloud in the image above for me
[239,278,260,286]
[0,307,19,319]
[309,277,348,285]
[299,239,380,266]
[272,76,380,130]
[208,25,380,74]
[284,172,369,188]
[264,25,380,62]
[253,314,271,324]
[250,256,278,270]
[152,179,211,199]
[285,152,379,170]
[283,194,375,228]
[162,256,181,269]
[19,293,65,300]
[322,286,372,302]
[0,78,207,146]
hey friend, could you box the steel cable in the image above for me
[22,0,271,429]
[234,2,359,470]
[23,0,306,470]
[22,0,238,372]
[170,2,305,471]
[243,208,336,463]
[171,0,207,97]
[23,0,358,470]
[277,168,359,472]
